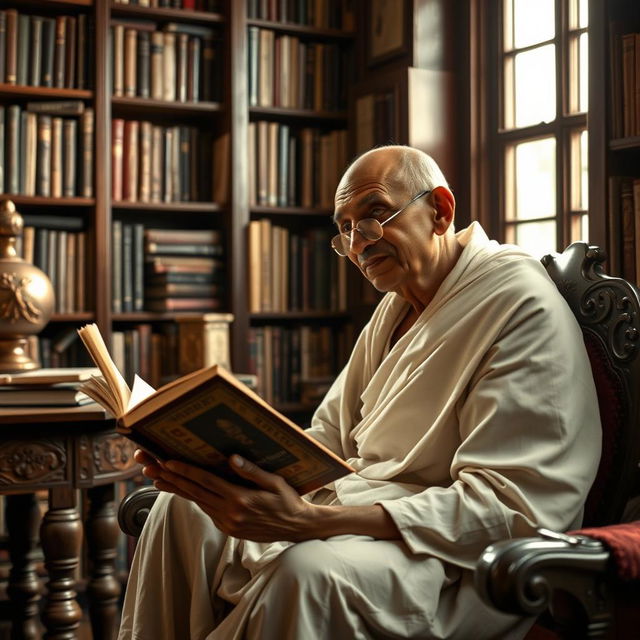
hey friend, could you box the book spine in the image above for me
[5,9,17,85]
[187,36,200,102]
[0,12,6,86]
[139,120,152,202]
[150,31,164,100]
[151,125,163,202]
[176,33,188,103]
[41,18,55,88]
[50,117,63,198]
[122,223,133,313]
[65,16,76,89]
[62,118,77,197]
[122,119,139,202]
[16,14,29,86]
[163,32,176,101]
[29,16,44,87]
[76,14,86,90]
[112,118,124,201]
[54,16,66,88]
[124,28,137,98]
[133,223,145,312]
[112,220,123,313]
[137,30,150,99]
[81,108,94,197]
[36,115,52,197]
[112,24,124,97]
[6,105,20,194]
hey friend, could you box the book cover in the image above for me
[65,15,76,89]
[53,15,66,88]
[137,30,150,98]
[77,324,353,494]
[62,118,77,196]
[16,13,28,86]
[124,28,137,97]
[51,116,63,197]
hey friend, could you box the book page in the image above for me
[77,324,132,417]
[127,374,156,411]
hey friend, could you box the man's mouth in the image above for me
[360,255,388,272]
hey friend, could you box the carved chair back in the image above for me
[541,243,640,527]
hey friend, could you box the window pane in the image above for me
[512,137,556,220]
[514,45,556,128]
[513,0,555,48]
[579,33,588,112]
[506,221,557,258]
[579,0,588,28]
[570,129,588,210]
[570,213,588,243]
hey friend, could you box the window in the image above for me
[492,0,588,257]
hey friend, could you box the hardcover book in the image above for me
[77,323,353,494]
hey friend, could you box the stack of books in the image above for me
[0,367,101,407]
[144,227,225,312]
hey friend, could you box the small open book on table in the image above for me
[77,324,353,494]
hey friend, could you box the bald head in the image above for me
[338,146,450,200]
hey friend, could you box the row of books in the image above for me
[112,119,218,203]
[248,324,349,405]
[23,330,94,370]
[111,23,221,103]
[611,31,640,139]
[0,10,93,90]
[248,220,346,313]
[248,122,347,208]
[355,90,398,154]
[112,223,225,313]
[113,0,221,10]
[16,216,88,314]
[248,28,349,112]
[609,176,640,284]
[0,104,94,198]
[112,324,181,388]
[247,0,355,30]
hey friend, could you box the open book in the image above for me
[77,324,353,494]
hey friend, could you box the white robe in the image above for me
[118,223,602,640]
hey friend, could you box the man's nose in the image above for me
[349,228,375,254]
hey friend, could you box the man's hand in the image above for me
[133,449,316,543]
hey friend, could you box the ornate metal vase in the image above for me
[0,199,55,371]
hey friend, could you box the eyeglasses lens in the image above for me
[331,219,383,256]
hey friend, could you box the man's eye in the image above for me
[370,208,386,218]
[340,222,352,233]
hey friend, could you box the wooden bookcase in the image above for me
[0,0,358,416]
[589,0,640,280]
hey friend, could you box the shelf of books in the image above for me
[243,0,355,416]
[602,1,640,283]
[0,0,364,415]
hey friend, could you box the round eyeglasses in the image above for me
[330,190,431,257]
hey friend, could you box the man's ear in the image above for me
[430,186,456,235]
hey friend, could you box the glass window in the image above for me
[493,0,588,255]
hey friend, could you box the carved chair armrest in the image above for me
[475,529,614,635]
[118,486,161,537]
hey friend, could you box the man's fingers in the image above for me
[229,455,284,492]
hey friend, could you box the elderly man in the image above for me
[118,146,601,640]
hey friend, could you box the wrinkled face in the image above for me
[333,155,436,294]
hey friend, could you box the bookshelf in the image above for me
[0,0,359,416]
[589,0,640,281]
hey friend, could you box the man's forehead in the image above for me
[333,190,389,222]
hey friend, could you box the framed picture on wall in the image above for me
[368,0,408,67]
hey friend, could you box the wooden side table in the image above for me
[0,404,140,640]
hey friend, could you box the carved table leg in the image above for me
[5,493,42,640]
[40,487,82,640]
[86,484,121,640]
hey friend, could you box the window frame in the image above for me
[472,0,588,252]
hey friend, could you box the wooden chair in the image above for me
[119,242,640,637]
[475,242,640,639]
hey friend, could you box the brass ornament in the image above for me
[0,199,55,371]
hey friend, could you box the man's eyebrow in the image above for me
[333,193,389,223]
